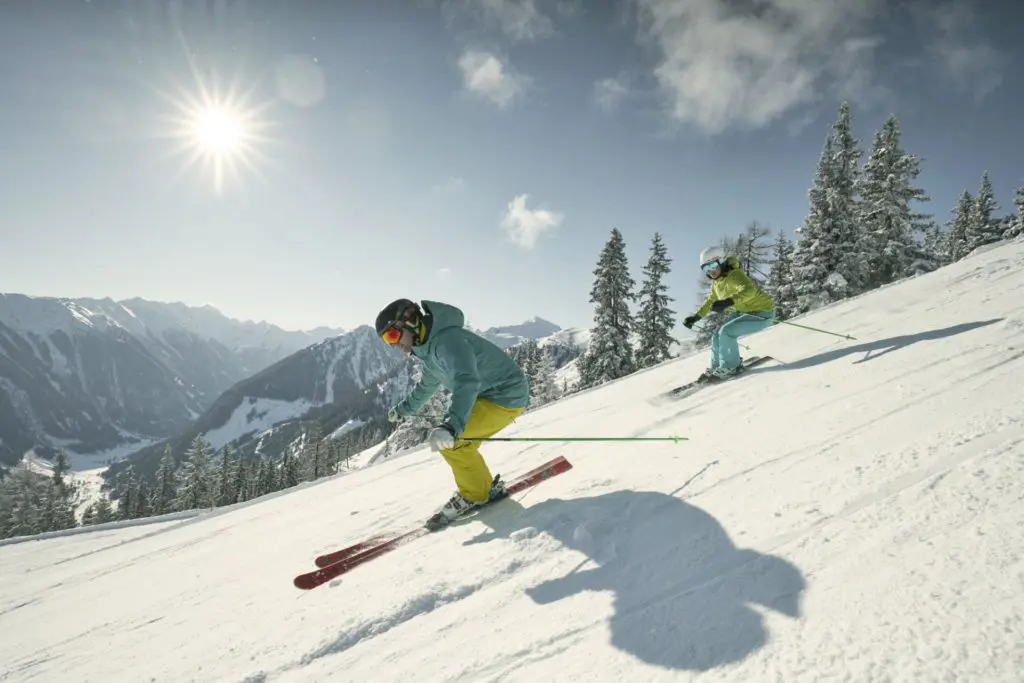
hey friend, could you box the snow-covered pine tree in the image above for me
[116,465,137,521]
[231,452,249,503]
[791,135,851,312]
[280,446,302,489]
[913,220,946,274]
[153,444,178,514]
[766,230,797,320]
[253,457,277,498]
[732,222,773,285]
[41,450,77,531]
[635,232,677,369]
[177,435,215,511]
[529,346,559,408]
[133,477,151,518]
[216,444,237,507]
[967,172,1002,251]
[300,423,327,482]
[578,228,636,389]
[946,190,974,261]
[92,494,115,524]
[858,115,932,288]
[1005,185,1024,240]
[829,102,868,295]
[0,467,44,538]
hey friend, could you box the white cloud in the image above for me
[501,194,563,249]
[594,76,630,112]
[631,0,882,135]
[919,0,1003,102]
[437,267,452,280]
[458,49,530,108]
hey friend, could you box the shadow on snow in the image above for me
[464,489,806,672]
[754,319,1003,371]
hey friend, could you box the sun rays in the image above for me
[153,31,277,197]
[160,74,274,195]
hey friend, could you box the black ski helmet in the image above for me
[374,298,421,337]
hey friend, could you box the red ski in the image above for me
[293,455,573,590]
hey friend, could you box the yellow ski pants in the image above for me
[440,398,524,503]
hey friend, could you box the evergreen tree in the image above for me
[92,494,115,524]
[635,232,677,369]
[281,447,302,489]
[41,450,77,531]
[766,230,797,320]
[967,172,1002,251]
[1,468,44,538]
[915,220,947,273]
[730,222,773,284]
[790,137,847,312]
[1005,185,1024,240]
[528,347,559,408]
[216,444,237,507]
[578,228,636,388]
[946,190,974,261]
[133,477,151,518]
[153,444,178,514]
[116,465,137,521]
[858,115,932,287]
[303,424,327,482]
[177,435,214,511]
[829,102,868,294]
[231,453,249,504]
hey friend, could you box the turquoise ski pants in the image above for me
[710,310,776,371]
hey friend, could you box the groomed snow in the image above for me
[3,242,1024,681]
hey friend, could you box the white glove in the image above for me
[387,407,402,423]
[427,425,456,451]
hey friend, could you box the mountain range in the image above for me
[0,294,344,469]
[0,294,588,488]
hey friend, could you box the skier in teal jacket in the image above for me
[375,298,530,529]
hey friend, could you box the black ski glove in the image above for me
[683,315,701,329]
[710,298,734,313]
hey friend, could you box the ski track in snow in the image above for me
[4,243,1024,681]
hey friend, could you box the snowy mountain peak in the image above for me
[478,317,562,349]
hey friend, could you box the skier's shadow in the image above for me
[754,318,1003,371]
[464,489,806,671]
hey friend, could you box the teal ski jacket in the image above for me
[394,300,529,435]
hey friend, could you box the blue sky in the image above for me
[0,0,1021,333]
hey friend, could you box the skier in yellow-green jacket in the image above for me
[682,246,777,380]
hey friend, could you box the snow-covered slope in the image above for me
[0,294,342,468]
[4,242,1024,681]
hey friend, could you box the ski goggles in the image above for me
[701,259,722,274]
[380,325,405,345]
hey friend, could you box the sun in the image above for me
[157,67,275,195]
[192,106,245,153]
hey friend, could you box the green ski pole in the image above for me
[743,311,856,341]
[460,435,688,444]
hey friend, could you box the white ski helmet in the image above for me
[699,246,726,268]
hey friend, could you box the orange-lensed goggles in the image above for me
[380,325,404,345]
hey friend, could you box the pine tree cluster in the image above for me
[0,418,395,539]
[572,102,1022,393]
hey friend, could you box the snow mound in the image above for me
[3,242,1024,681]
